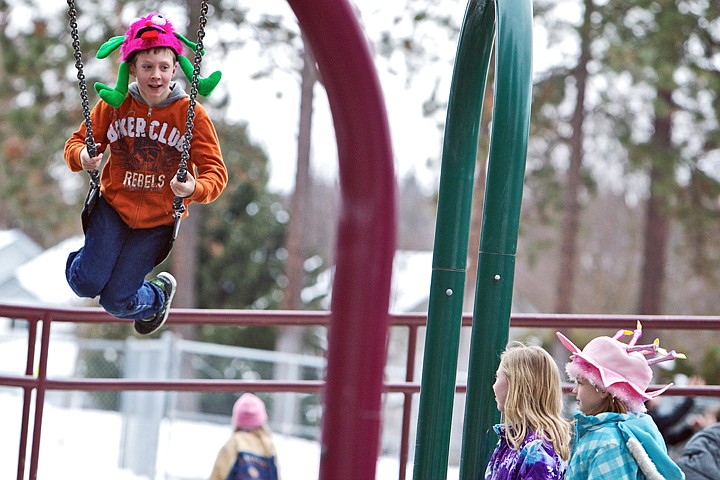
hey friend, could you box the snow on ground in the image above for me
[1,390,451,479]
[0,330,459,479]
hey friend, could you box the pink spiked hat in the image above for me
[556,322,685,413]
[232,393,268,430]
[120,13,185,62]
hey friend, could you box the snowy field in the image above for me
[0,329,460,480]
[2,390,452,480]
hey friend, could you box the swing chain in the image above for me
[67,0,101,206]
[172,0,209,231]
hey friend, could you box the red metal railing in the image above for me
[1,303,719,480]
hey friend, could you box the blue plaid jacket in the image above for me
[566,411,685,480]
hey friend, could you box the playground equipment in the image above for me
[60,0,532,477]
[9,1,720,478]
[284,2,396,479]
[413,0,534,478]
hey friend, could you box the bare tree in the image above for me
[275,37,318,433]
[638,90,674,314]
[554,0,593,313]
[281,37,317,310]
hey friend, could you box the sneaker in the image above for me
[134,272,177,335]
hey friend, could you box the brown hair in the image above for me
[579,379,629,416]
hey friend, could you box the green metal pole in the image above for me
[458,0,533,477]
[412,1,496,479]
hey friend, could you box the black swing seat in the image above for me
[80,169,100,234]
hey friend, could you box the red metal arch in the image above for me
[286,1,396,478]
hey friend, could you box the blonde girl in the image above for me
[484,342,572,479]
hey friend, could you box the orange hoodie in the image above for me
[64,83,227,229]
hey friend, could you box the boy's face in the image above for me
[129,48,177,107]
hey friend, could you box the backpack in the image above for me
[226,451,279,480]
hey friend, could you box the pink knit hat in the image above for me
[556,322,685,413]
[232,393,268,430]
[120,13,185,62]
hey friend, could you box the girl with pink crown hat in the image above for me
[556,322,686,479]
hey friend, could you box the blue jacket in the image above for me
[566,411,685,480]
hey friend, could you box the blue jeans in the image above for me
[66,196,173,320]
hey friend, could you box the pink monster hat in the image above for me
[556,322,685,413]
[120,13,185,62]
[232,393,268,430]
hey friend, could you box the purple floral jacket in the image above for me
[484,424,567,480]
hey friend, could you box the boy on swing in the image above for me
[64,13,227,335]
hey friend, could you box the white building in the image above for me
[0,229,83,307]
